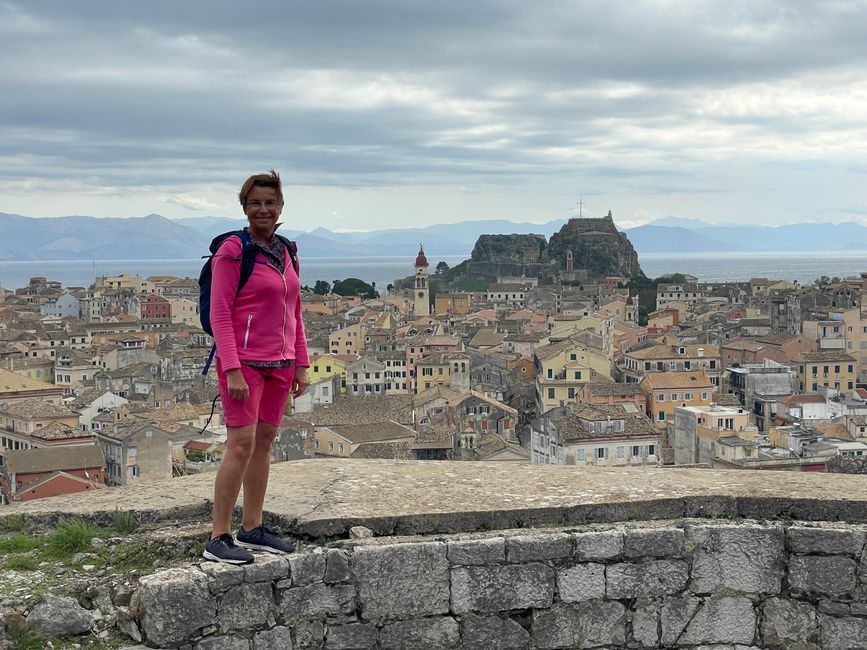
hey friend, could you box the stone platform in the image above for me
[5,459,867,538]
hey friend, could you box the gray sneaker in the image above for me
[203,533,254,564]
[235,525,295,554]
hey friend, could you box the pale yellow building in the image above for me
[640,371,715,427]
[793,351,857,393]
[168,298,199,327]
[534,336,611,412]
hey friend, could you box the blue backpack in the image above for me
[198,229,298,374]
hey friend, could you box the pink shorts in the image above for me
[217,358,296,427]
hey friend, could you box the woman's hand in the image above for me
[292,367,309,397]
[226,368,249,400]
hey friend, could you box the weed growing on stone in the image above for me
[0,513,27,533]
[111,509,139,535]
[3,553,40,571]
[5,618,43,650]
[0,534,40,554]
[47,518,104,557]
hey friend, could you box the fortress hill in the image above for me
[5,459,867,649]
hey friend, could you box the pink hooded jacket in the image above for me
[209,234,310,372]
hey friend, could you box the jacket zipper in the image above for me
[243,314,253,349]
[280,270,289,359]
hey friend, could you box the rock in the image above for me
[689,524,784,595]
[288,552,326,586]
[761,598,819,649]
[218,582,276,633]
[631,600,659,647]
[789,555,857,597]
[91,537,107,549]
[71,552,90,564]
[661,595,756,646]
[557,563,605,603]
[324,549,351,584]
[242,555,288,583]
[606,560,689,599]
[253,625,294,650]
[27,594,94,637]
[531,601,626,649]
[379,617,459,650]
[624,528,684,558]
[137,567,216,647]
[195,636,250,650]
[349,526,374,539]
[787,527,866,557]
[573,530,624,560]
[459,613,529,650]
[200,562,245,593]
[820,615,867,650]
[116,608,143,643]
[279,583,356,622]
[352,542,450,620]
[293,620,324,649]
[325,622,378,649]
[446,538,506,566]
[451,563,554,614]
[505,532,573,563]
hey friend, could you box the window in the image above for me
[568,388,575,399]
[658,411,665,421]
[670,393,678,401]
[701,392,709,400]
[328,442,334,451]
[658,394,666,402]
[596,447,607,459]
[644,362,651,371]
[574,371,582,380]
[849,365,855,373]
[616,446,624,458]
[632,445,640,457]
[684,393,693,400]
[128,465,139,478]
[577,449,585,461]
[710,360,717,369]
[648,444,656,456]
[339,444,345,455]
[547,388,555,399]
[570,353,577,361]
[547,368,553,379]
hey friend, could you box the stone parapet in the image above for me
[130,520,867,649]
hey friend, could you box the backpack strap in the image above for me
[234,229,258,296]
[276,234,299,275]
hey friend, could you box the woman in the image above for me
[203,169,309,564]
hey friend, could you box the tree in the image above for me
[386,283,394,294]
[435,261,450,275]
[312,280,331,295]
[332,277,378,299]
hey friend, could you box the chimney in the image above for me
[697,347,705,357]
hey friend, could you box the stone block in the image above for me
[818,601,851,616]
[290,552,327,586]
[253,626,294,650]
[447,537,506,566]
[760,598,819,650]
[351,542,450,620]
[200,562,244,593]
[138,567,216,648]
[451,563,554,614]
[294,620,325,649]
[27,594,94,637]
[379,616,459,650]
[789,556,857,597]
[624,527,684,558]
[244,555,288,583]
[820,615,867,650]
[324,622,378,649]
[280,583,356,622]
[605,560,688,599]
[631,600,659,648]
[459,613,530,649]
[661,595,756,646]
[531,601,625,649]
[573,530,623,560]
[689,525,784,595]
[218,582,276,633]
[556,563,605,603]
[505,532,573,563]
[195,637,250,650]
[324,549,351,583]
[787,527,866,557]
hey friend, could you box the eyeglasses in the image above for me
[245,200,281,209]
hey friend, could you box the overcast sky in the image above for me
[1,0,866,231]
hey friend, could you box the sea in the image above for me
[0,251,864,291]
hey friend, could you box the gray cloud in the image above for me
[0,0,865,227]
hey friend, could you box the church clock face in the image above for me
[418,291,425,297]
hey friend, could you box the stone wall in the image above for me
[129,520,867,649]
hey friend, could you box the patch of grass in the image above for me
[47,518,104,557]
[6,619,43,650]
[0,513,27,533]
[4,553,39,571]
[111,509,139,535]
[0,534,41,554]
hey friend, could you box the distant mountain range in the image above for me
[1,211,866,261]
